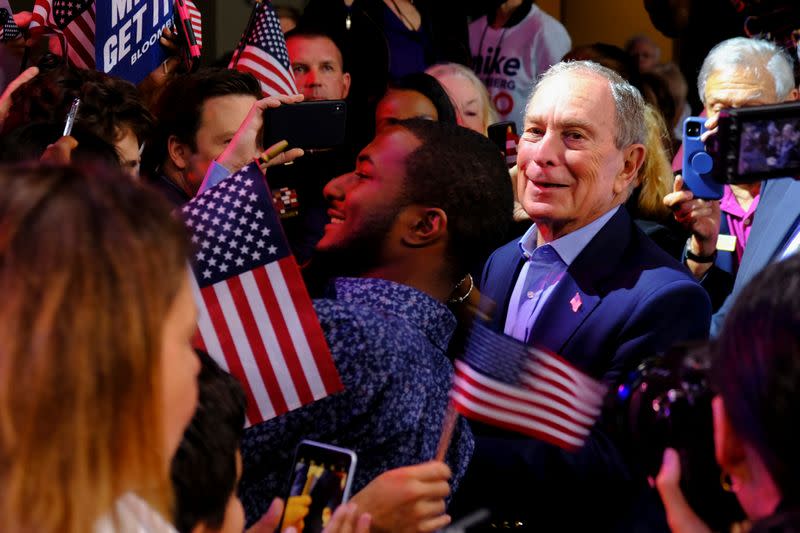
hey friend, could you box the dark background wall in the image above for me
[7,0,673,66]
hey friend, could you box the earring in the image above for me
[720,471,734,492]
[448,273,474,304]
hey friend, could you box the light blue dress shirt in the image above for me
[504,206,620,343]
[198,160,234,195]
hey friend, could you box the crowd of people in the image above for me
[0,0,799,532]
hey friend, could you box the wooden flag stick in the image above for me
[435,401,458,461]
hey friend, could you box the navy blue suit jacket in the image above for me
[452,207,712,530]
[711,177,800,335]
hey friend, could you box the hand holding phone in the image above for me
[263,100,347,151]
[681,117,723,200]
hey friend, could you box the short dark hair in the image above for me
[3,65,152,145]
[285,26,341,51]
[713,254,800,500]
[76,74,154,145]
[145,68,262,174]
[396,119,513,278]
[171,351,247,533]
[388,73,458,126]
[285,26,348,72]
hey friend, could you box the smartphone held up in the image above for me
[262,100,347,152]
[279,440,357,533]
[681,101,800,199]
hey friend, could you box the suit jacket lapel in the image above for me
[528,208,632,354]
[738,178,800,286]
[480,242,527,332]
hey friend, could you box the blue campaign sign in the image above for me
[95,0,173,84]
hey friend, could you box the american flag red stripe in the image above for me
[505,125,518,168]
[30,0,95,69]
[194,275,267,424]
[229,0,298,97]
[235,48,297,96]
[186,0,202,48]
[276,256,341,388]
[226,273,292,414]
[450,323,607,451]
[183,162,341,427]
[250,265,314,406]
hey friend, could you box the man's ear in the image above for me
[712,396,748,480]
[342,72,352,99]
[167,135,191,171]
[614,143,647,196]
[400,206,448,248]
[786,87,800,102]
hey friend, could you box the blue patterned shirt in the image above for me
[239,277,474,525]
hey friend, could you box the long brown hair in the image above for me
[0,163,190,532]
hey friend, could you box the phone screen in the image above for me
[736,117,800,178]
[280,441,357,533]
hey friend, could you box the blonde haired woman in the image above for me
[0,163,199,532]
[626,104,686,259]
[633,103,674,221]
[426,62,498,135]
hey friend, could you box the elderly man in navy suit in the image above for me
[451,61,711,530]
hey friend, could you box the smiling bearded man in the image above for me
[450,60,712,530]
[239,119,514,527]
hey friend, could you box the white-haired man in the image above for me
[452,60,711,530]
[664,37,800,335]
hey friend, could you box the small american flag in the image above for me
[229,0,298,96]
[181,161,342,426]
[505,125,518,168]
[451,322,607,451]
[0,7,21,42]
[186,0,202,48]
[30,0,95,69]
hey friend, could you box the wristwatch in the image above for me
[685,246,717,263]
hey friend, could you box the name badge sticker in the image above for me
[717,234,737,253]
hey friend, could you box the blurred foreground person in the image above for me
[0,164,200,532]
[657,254,800,532]
[171,351,370,533]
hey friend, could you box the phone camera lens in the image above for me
[687,123,701,137]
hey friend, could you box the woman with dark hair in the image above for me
[656,254,800,532]
[374,72,457,132]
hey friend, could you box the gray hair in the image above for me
[528,60,647,148]
[698,37,795,104]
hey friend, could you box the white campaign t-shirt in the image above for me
[470,4,571,131]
